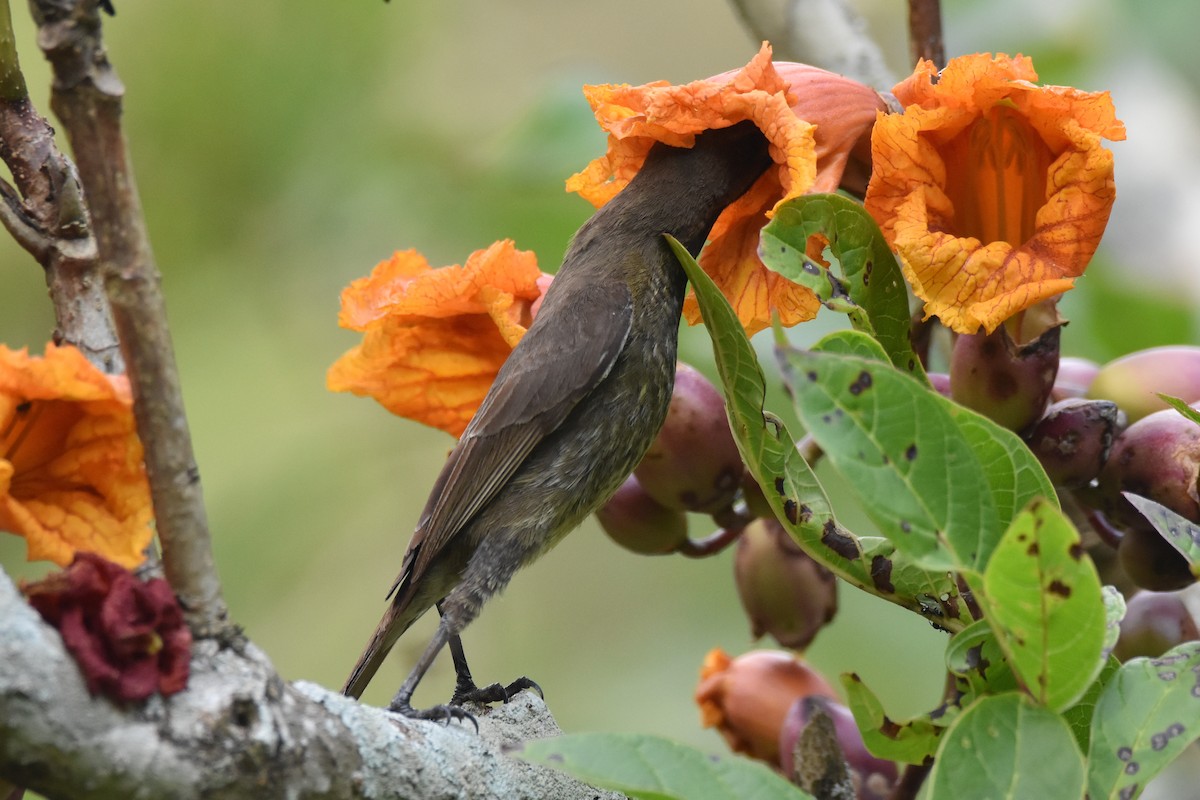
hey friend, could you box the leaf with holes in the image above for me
[760,194,923,380]
[981,499,1105,711]
[1087,642,1200,800]
[519,732,812,800]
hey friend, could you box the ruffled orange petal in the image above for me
[0,344,152,568]
[569,44,885,334]
[865,54,1125,334]
[328,240,550,436]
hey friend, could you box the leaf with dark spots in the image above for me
[848,370,873,396]
[1089,643,1200,800]
[983,500,1105,711]
[1123,492,1200,573]
[870,555,894,593]
[821,520,859,560]
[674,236,962,633]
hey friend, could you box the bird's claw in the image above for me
[387,699,479,733]
[451,676,543,706]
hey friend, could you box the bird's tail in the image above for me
[341,601,420,699]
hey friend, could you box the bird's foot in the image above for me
[387,698,479,733]
[451,676,543,706]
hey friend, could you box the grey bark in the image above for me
[0,569,624,800]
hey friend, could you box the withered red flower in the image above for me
[23,552,191,703]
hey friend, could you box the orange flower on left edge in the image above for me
[327,240,551,437]
[567,43,888,335]
[865,53,1126,335]
[0,344,152,568]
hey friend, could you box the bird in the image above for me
[342,119,773,721]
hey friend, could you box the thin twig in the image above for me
[31,0,228,637]
[907,0,945,68]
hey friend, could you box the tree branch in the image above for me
[727,0,895,90]
[29,0,228,636]
[0,0,119,370]
[907,0,944,68]
[0,568,623,800]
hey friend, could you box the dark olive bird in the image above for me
[342,120,772,719]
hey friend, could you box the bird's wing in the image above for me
[388,278,634,602]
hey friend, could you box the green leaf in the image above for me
[945,618,1019,698]
[669,235,965,628]
[778,346,1056,575]
[760,194,924,381]
[1157,393,1200,426]
[1063,593,1126,751]
[981,499,1106,711]
[1123,492,1200,573]
[949,406,1058,536]
[778,347,997,572]
[841,673,944,765]
[1063,655,1121,754]
[1101,585,1128,660]
[926,693,1086,800]
[519,733,813,800]
[808,329,890,363]
[1087,642,1200,800]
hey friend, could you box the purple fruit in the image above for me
[779,696,898,800]
[1114,590,1200,661]
[635,362,744,513]
[1025,398,1118,488]
[735,518,838,650]
[1099,407,1200,527]
[950,325,1060,432]
[596,474,689,555]
[1051,357,1101,401]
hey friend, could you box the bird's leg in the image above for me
[386,615,477,729]
[440,602,543,706]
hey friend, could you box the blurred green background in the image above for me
[1,0,1198,757]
